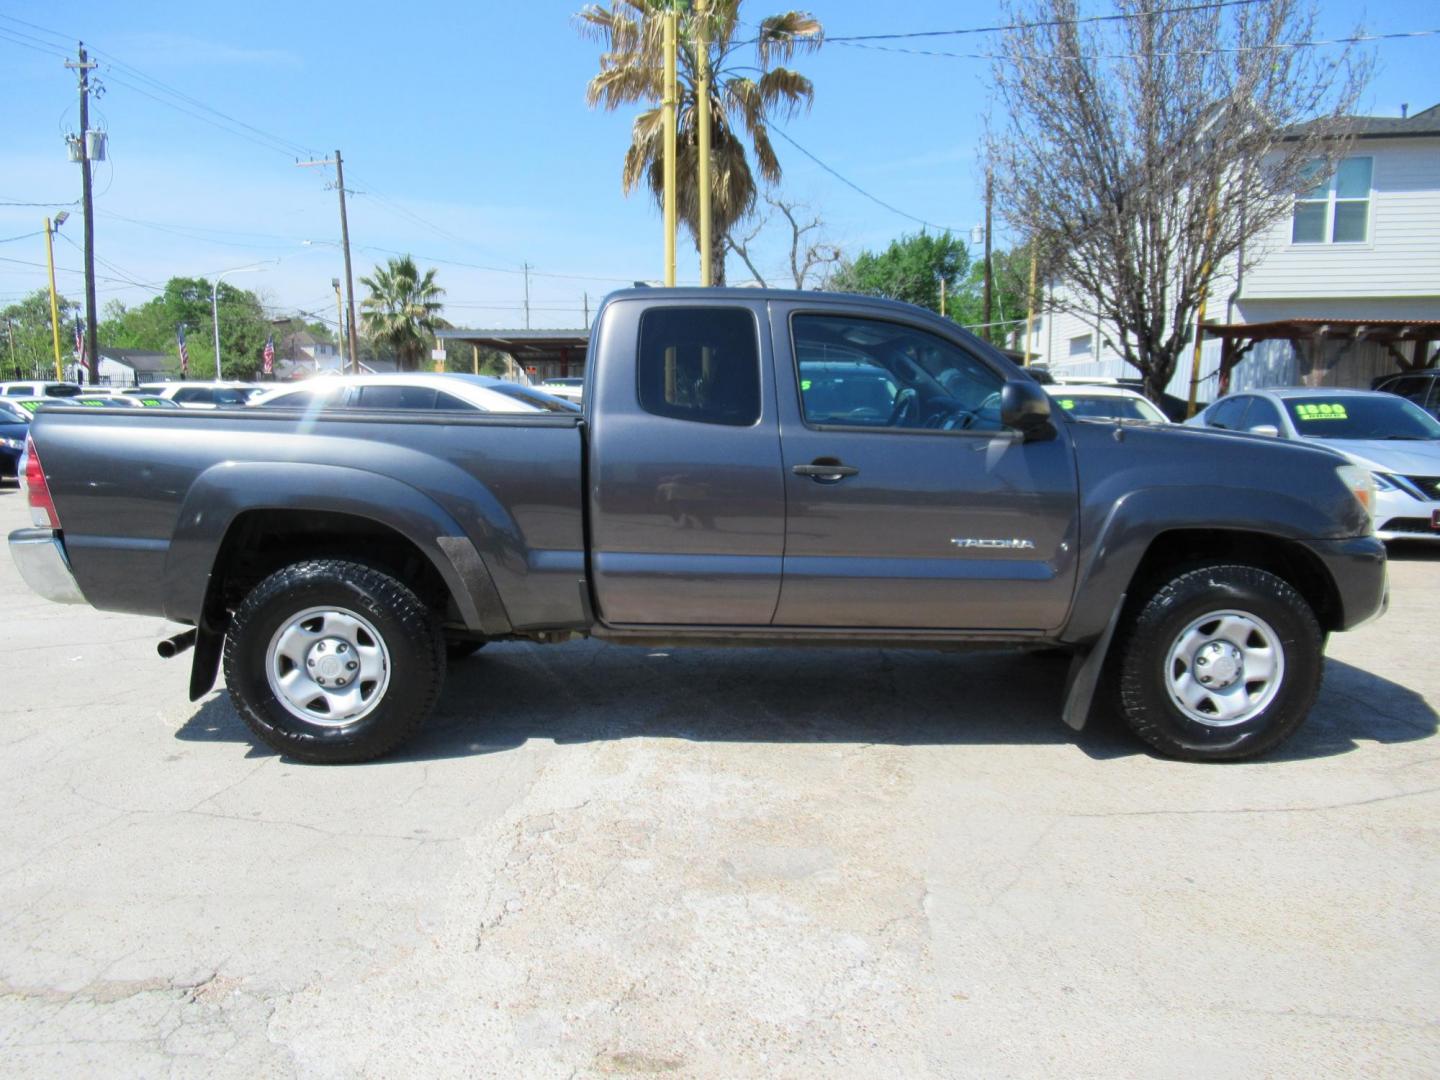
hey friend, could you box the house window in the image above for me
[1292,156,1372,244]
[1069,333,1093,357]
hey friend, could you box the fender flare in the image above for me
[1060,483,1345,645]
[162,461,513,636]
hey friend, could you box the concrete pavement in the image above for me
[0,483,1436,1077]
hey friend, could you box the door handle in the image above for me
[793,460,859,482]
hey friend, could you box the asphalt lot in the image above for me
[1,482,1437,1078]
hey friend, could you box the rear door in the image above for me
[769,303,1079,631]
[587,297,785,625]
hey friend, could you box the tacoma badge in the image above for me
[950,537,1037,550]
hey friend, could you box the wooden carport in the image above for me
[1202,319,1440,395]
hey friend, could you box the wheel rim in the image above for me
[1163,609,1285,728]
[265,606,391,727]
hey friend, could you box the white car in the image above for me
[1050,384,1170,423]
[538,377,585,404]
[121,381,258,409]
[1,380,83,398]
[247,373,578,414]
[1188,387,1440,542]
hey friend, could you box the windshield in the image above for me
[1054,393,1166,422]
[0,400,28,423]
[1283,395,1440,440]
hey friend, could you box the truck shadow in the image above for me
[175,641,1435,765]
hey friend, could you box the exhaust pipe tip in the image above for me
[157,628,199,659]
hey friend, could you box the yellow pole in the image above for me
[662,8,678,287]
[696,6,712,287]
[939,276,947,317]
[333,279,346,373]
[1187,197,1220,417]
[1023,248,1038,366]
[43,218,64,380]
[472,344,479,376]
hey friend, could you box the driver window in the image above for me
[791,314,1004,432]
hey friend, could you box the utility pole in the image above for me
[982,167,994,344]
[66,44,100,384]
[4,318,18,379]
[939,276,947,318]
[662,8,678,286]
[583,291,590,326]
[1023,248,1038,366]
[523,263,531,330]
[297,152,360,373]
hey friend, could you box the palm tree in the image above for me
[577,0,822,285]
[359,256,445,372]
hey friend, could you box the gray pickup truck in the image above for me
[9,289,1387,763]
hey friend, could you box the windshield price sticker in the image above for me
[1058,398,1076,410]
[1295,402,1348,420]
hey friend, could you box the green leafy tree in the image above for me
[359,256,446,373]
[2,289,80,380]
[828,231,971,316]
[577,0,822,285]
[99,277,273,380]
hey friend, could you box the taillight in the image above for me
[24,436,60,529]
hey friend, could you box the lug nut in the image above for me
[337,643,348,653]
[1197,655,1209,665]
[347,661,357,671]
[307,658,315,667]
[316,677,326,685]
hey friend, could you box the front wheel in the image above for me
[223,560,446,764]
[1112,563,1324,761]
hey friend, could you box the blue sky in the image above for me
[1,0,1435,332]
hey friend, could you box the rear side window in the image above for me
[172,387,212,404]
[355,385,438,410]
[637,307,760,426]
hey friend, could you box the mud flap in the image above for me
[1061,594,1125,732]
[188,626,224,701]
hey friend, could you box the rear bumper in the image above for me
[1299,535,1388,631]
[7,528,87,605]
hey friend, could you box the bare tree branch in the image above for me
[987,0,1372,399]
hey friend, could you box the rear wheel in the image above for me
[1112,563,1324,761]
[223,560,445,764]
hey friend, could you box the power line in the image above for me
[769,126,965,234]
[829,26,1440,62]
[822,0,1265,42]
[0,231,45,245]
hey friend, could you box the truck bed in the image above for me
[30,405,588,632]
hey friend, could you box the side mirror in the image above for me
[1247,424,1280,438]
[1001,379,1054,440]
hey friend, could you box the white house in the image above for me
[1024,103,1440,401]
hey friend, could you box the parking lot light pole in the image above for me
[211,264,270,379]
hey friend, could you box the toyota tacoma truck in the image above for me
[9,289,1387,763]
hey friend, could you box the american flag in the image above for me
[73,318,84,363]
[177,325,190,375]
[262,334,275,375]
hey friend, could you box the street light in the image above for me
[211,263,273,379]
[44,211,70,381]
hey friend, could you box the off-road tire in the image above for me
[1112,563,1324,762]
[223,560,446,764]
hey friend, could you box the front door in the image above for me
[770,306,1079,631]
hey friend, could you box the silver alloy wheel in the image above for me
[265,606,391,727]
[1163,609,1285,727]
